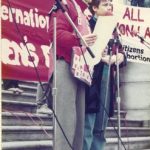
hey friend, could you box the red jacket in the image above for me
[49,0,85,63]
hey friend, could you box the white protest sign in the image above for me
[114,3,150,64]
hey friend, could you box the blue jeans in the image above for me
[131,0,144,7]
[83,65,110,150]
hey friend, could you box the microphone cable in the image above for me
[6,0,74,149]
[6,0,127,149]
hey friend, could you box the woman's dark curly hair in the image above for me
[88,0,101,15]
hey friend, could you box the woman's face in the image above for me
[94,0,113,16]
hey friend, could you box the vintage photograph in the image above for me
[1,0,150,150]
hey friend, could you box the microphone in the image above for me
[48,0,65,16]
[114,27,122,38]
[48,4,58,16]
[108,39,114,48]
[112,28,122,51]
[132,30,144,43]
[136,34,144,43]
[107,39,114,54]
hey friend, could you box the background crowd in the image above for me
[122,0,150,7]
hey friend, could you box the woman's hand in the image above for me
[101,55,115,65]
[101,53,124,65]
[116,53,124,65]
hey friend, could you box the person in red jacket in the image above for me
[48,0,97,150]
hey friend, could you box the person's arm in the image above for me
[49,8,80,52]
[101,45,126,66]
[49,4,97,52]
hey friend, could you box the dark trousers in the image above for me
[3,79,18,90]
[131,0,145,7]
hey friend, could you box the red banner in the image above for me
[1,0,55,81]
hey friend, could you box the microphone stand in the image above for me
[103,40,113,130]
[52,16,57,150]
[51,0,95,58]
[48,8,57,150]
[48,1,95,149]
[137,35,150,50]
[114,38,122,150]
